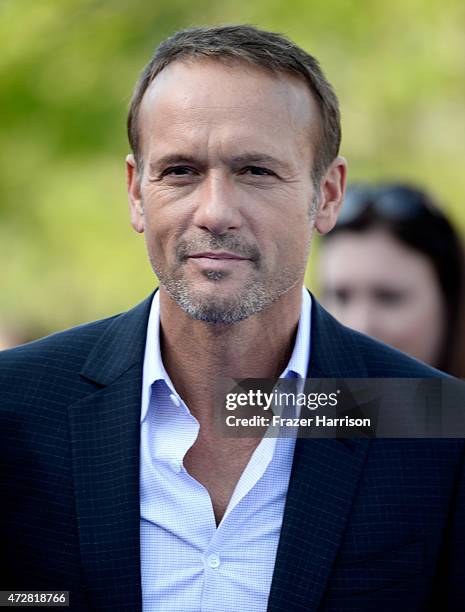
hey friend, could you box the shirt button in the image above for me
[169,459,182,473]
[169,393,181,408]
[207,553,221,569]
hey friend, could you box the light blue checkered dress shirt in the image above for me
[140,288,311,611]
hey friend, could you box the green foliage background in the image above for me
[2,0,465,340]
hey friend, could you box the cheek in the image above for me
[387,304,431,339]
[384,293,445,364]
[273,206,313,260]
[143,204,187,262]
[142,219,175,271]
[270,225,311,274]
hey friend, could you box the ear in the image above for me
[314,156,347,235]
[126,154,145,233]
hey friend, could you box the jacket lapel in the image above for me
[67,290,370,611]
[67,294,154,612]
[268,294,372,612]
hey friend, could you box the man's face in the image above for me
[127,58,341,323]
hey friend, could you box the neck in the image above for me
[158,286,303,421]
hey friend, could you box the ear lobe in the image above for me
[314,156,347,236]
[126,154,145,234]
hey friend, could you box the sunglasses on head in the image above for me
[337,185,438,226]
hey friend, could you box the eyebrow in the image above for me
[228,153,291,171]
[148,152,293,175]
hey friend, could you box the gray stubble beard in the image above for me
[152,247,309,325]
[155,263,296,325]
[149,192,318,325]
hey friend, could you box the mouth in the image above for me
[188,251,249,261]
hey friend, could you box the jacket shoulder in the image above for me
[0,314,120,393]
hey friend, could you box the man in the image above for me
[1,25,464,612]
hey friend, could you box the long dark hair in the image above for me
[323,183,465,377]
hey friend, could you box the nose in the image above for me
[192,173,242,235]
[343,301,381,339]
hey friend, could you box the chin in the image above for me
[170,284,269,324]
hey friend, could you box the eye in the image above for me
[373,288,408,306]
[333,288,351,305]
[322,287,351,305]
[161,166,197,177]
[240,166,276,177]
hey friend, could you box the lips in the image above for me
[188,251,249,260]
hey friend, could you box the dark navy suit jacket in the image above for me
[1,292,464,611]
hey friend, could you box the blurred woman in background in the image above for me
[318,183,465,378]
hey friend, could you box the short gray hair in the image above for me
[127,24,341,182]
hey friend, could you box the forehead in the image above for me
[137,57,320,161]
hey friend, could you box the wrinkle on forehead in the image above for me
[137,57,320,165]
